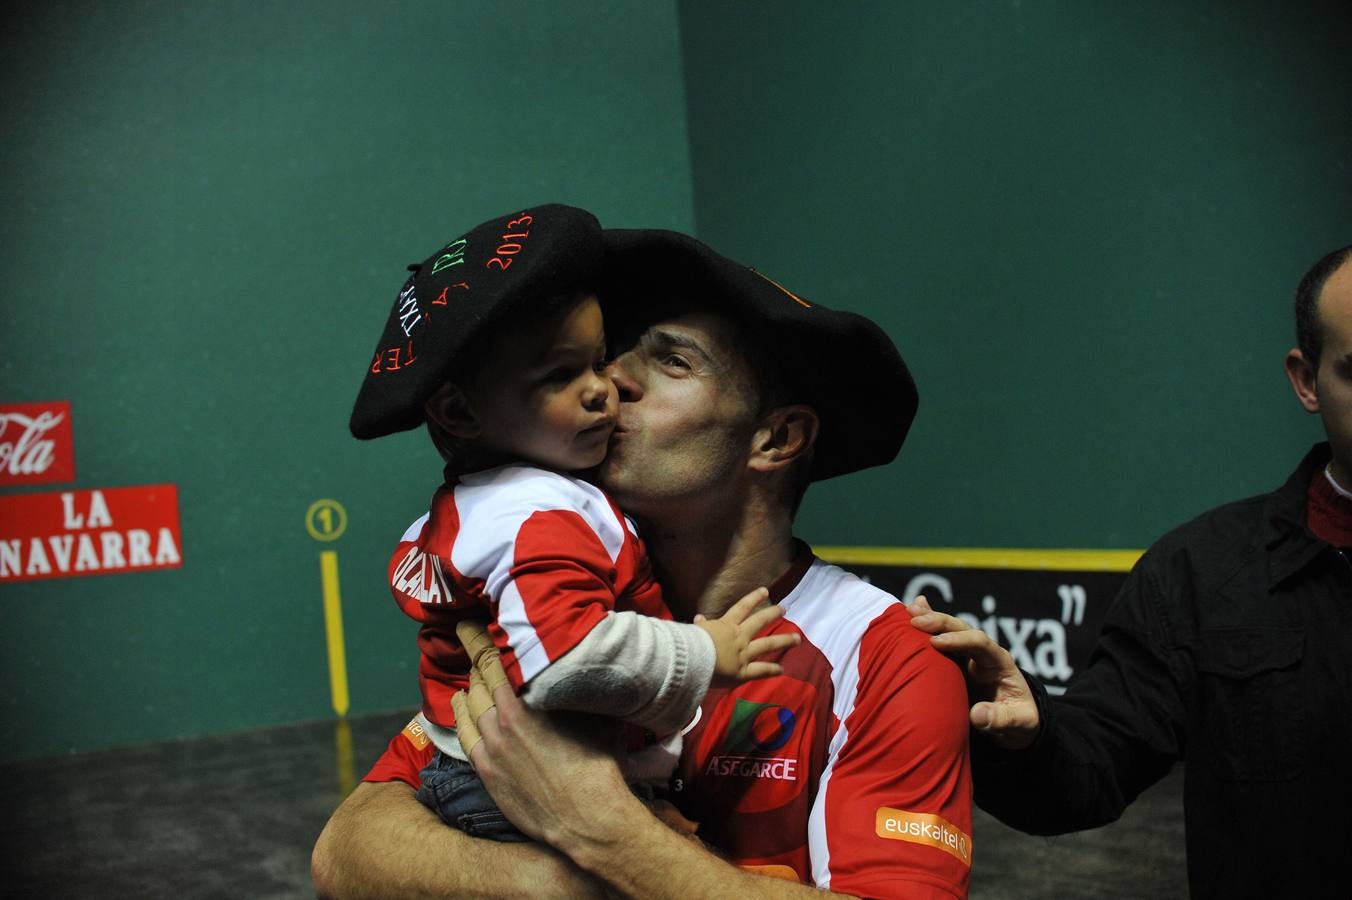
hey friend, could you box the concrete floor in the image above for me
[1,709,1188,898]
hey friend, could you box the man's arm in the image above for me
[559,796,833,899]
[907,572,1184,835]
[461,674,848,898]
[311,779,607,899]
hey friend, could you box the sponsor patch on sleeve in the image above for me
[400,717,431,751]
[874,807,971,867]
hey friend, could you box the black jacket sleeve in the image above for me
[970,555,1188,834]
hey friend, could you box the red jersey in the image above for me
[390,464,670,728]
[670,551,972,898]
[368,545,973,897]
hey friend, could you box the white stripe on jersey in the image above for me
[400,513,430,543]
[779,559,901,890]
[445,465,629,684]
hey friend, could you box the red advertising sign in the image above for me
[0,401,76,487]
[0,484,182,583]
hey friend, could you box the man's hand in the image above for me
[907,595,1041,749]
[451,622,636,852]
[452,619,884,898]
[693,587,801,685]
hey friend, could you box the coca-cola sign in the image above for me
[0,401,75,487]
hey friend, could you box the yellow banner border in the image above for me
[814,546,1143,573]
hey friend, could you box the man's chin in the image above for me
[596,457,620,490]
[596,457,638,502]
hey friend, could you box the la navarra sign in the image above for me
[0,485,182,583]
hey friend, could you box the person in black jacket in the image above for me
[908,242,1352,900]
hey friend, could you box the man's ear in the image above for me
[748,404,819,473]
[425,382,481,439]
[1285,348,1320,414]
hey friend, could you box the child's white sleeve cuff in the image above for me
[519,611,715,734]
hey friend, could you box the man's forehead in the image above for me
[642,311,736,346]
[1318,259,1352,331]
[640,312,742,367]
[1324,256,1352,302]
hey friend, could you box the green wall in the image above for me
[3,1,1350,761]
[678,0,1350,548]
[0,1,695,761]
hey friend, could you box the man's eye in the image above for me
[662,354,691,370]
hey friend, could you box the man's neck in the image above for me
[637,490,796,622]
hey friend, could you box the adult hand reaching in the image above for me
[451,620,637,852]
[906,595,1042,750]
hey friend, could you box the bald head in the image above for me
[1296,244,1352,369]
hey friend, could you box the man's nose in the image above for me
[608,355,643,402]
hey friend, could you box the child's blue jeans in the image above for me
[415,750,530,843]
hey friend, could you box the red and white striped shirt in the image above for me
[371,542,973,897]
[389,465,687,733]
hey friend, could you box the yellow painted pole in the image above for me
[334,716,355,797]
[320,550,351,716]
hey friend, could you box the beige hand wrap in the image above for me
[452,619,511,758]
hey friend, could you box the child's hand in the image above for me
[694,587,801,684]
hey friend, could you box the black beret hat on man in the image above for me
[600,229,919,481]
[350,204,604,439]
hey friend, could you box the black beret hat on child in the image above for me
[350,204,604,439]
[600,229,919,481]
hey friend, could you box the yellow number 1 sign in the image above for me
[306,499,350,716]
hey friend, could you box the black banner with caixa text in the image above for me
[825,558,1134,695]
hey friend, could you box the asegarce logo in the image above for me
[705,699,799,781]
